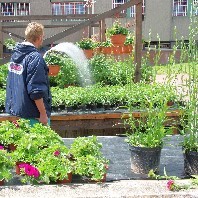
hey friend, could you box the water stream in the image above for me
[44,42,93,87]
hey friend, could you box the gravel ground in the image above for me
[0,180,197,198]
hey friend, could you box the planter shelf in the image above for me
[0,110,182,138]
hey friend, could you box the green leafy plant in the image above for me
[70,136,109,181]
[11,123,64,163]
[74,155,108,181]
[32,144,73,184]
[0,119,31,147]
[100,40,112,47]
[106,20,129,36]
[70,136,103,158]
[4,38,17,50]
[76,38,96,50]
[0,146,14,182]
[124,91,171,148]
[44,50,67,66]
[124,34,134,45]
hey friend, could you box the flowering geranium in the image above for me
[34,145,73,184]
[19,163,40,178]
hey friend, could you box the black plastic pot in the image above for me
[129,145,162,174]
[183,150,198,175]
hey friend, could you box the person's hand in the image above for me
[38,113,48,125]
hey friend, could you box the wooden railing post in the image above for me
[134,0,142,83]
[0,15,3,59]
[99,19,106,42]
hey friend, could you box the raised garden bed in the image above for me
[0,109,182,138]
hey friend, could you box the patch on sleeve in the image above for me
[8,62,24,75]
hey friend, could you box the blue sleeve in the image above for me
[26,52,48,100]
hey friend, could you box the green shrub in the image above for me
[0,64,8,89]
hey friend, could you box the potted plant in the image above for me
[33,144,73,184]
[0,119,31,151]
[76,38,96,59]
[44,50,66,76]
[180,100,198,175]
[11,123,65,176]
[106,20,129,46]
[0,146,14,185]
[123,34,134,53]
[123,97,170,174]
[74,155,108,182]
[4,38,17,50]
[69,136,109,182]
[100,40,112,54]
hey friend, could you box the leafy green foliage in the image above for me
[70,136,102,158]
[4,38,17,50]
[44,50,67,66]
[124,88,171,148]
[106,21,129,36]
[33,145,72,184]
[70,136,109,181]
[76,38,97,50]
[0,64,8,89]
[0,119,31,145]
[0,149,14,181]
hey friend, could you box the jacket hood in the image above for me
[11,43,38,63]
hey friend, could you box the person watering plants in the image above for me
[5,22,51,126]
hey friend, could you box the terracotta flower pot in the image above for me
[128,45,133,53]
[110,34,127,45]
[111,46,123,55]
[8,143,17,151]
[93,47,101,54]
[83,49,93,59]
[101,47,112,54]
[0,180,4,186]
[122,45,129,53]
[48,65,61,76]
[56,172,72,184]
[167,101,174,106]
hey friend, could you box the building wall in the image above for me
[1,0,197,47]
[2,0,84,45]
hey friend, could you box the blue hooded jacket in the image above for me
[5,43,51,118]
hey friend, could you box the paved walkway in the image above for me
[64,135,185,181]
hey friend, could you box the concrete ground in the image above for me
[1,135,198,198]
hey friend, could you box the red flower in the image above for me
[54,150,60,156]
[19,163,40,178]
[167,180,174,190]
[0,145,4,150]
[12,120,19,128]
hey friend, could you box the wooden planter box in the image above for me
[0,110,182,138]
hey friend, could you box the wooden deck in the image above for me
[0,109,182,138]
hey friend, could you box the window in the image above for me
[0,2,30,22]
[112,0,145,17]
[0,2,30,16]
[173,0,187,16]
[193,0,198,15]
[52,2,85,15]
